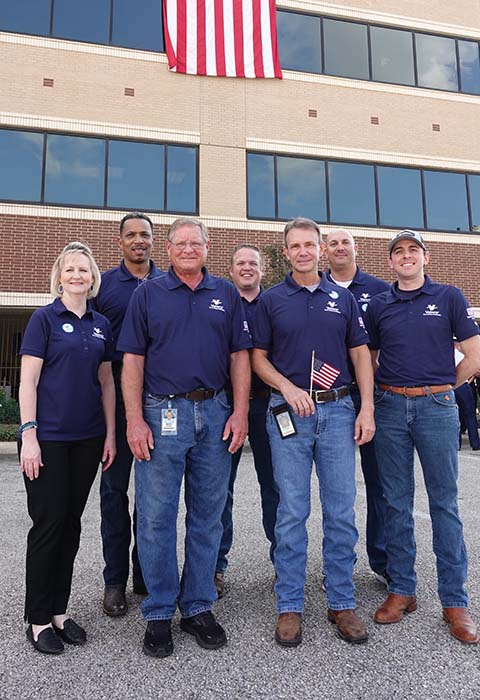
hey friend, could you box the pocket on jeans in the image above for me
[431,390,457,408]
[374,388,387,404]
[339,396,356,411]
[143,393,168,410]
[214,390,232,410]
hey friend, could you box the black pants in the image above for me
[23,436,104,625]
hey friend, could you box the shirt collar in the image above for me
[326,265,364,286]
[118,259,160,281]
[386,275,435,303]
[165,266,216,291]
[284,271,334,296]
[241,287,263,305]
[53,297,94,317]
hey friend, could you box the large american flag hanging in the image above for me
[163,0,282,78]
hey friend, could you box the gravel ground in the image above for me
[1,438,479,700]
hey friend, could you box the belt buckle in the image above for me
[314,390,328,404]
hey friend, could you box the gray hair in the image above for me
[167,218,209,243]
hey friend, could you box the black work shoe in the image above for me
[143,620,173,658]
[180,611,227,649]
[133,579,148,596]
[26,625,64,655]
[53,619,87,645]
[103,585,127,617]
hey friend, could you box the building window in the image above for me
[377,166,424,229]
[52,0,110,44]
[0,128,197,214]
[0,129,43,202]
[458,41,480,95]
[0,0,50,36]
[370,26,415,86]
[108,140,165,210]
[424,171,469,232]
[415,33,458,91]
[276,10,321,74]
[45,134,106,206]
[328,162,376,225]
[247,150,479,234]
[112,0,164,52]
[323,19,369,81]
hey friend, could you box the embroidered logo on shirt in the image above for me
[62,323,74,333]
[358,316,366,330]
[209,298,225,312]
[324,301,341,314]
[423,304,441,317]
[329,290,339,299]
[243,320,250,333]
[467,307,476,320]
[92,327,106,340]
[358,292,371,313]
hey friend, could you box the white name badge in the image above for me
[161,408,178,435]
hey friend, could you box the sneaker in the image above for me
[143,620,173,658]
[180,611,227,649]
[214,571,225,599]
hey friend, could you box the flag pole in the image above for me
[309,350,315,398]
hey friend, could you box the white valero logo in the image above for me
[62,323,74,333]
[423,303,441,317]
[209,298,225,312]
[92,327,106,340]
[324,300,341,314]
[358,292,371,313]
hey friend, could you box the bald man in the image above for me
[323,229,390,585]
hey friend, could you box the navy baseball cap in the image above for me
[388,230,427,254]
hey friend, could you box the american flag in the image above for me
[311,358,340,390]
[163,0,282,78]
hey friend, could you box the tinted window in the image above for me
[52,0,109,44]
[112,0,164,51]
[377,166,424,228]
[0,129,43,201]
[468,175,480,231]
[108,140,164,210]
[424,171,468,231]
[0,0,50,35]
[324,19,369,80]
[166,146,197,213]
[247,154,275,219]
[328,162,376,225]
[416,33,458,91]
[44,134,105,206]
[277,11,321,73]
[459,41,480,95]
[277,157,326,221]
[370,26,414,86]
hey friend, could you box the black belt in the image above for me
[273,386,350,404]
[155,389,217,401]
[250,389,270,400]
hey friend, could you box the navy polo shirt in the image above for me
[117,266,252,395]
[253,272,369,389]
[20,298,114,441]
[240,290,269,394]
[365,275,479,386]
[326,266,390,321]
[93,260,163,361]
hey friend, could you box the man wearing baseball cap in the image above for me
[365,230,480,644]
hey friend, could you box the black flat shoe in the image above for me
[26,625,64,655]
[180,611,227,650]
[53,619,86,645]
[103,585,127,617]
[143,620,173,658]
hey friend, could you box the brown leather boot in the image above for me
[443,608,479,644]
[275,612,302,647]
[374,594,417,624]
[214,572,225,599]
[327,609,368,644]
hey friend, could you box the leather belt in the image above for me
[378,383,452,397]
[168,389,216,401]
[273,386,350,403]
[250,389,271,400]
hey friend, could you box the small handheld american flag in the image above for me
[311,354,340,390]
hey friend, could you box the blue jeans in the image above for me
[135,391,232,620]
[374,388,468,607]
[351,386,388,576]
[267,392,358,612]
[100,366,143,588]
[216,396,279,572]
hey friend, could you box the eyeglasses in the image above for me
[168,240,205,250]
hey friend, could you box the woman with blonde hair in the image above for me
[19,241,116,654]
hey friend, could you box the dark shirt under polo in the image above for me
[93,260,163,362]
[365,275,479,386]
[20,298,114,441]
[253,272,368,390]
[117,266,252,395]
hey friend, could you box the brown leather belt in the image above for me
[173,389,216,400]
[378,383,452,397]
[273,386,350,403]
